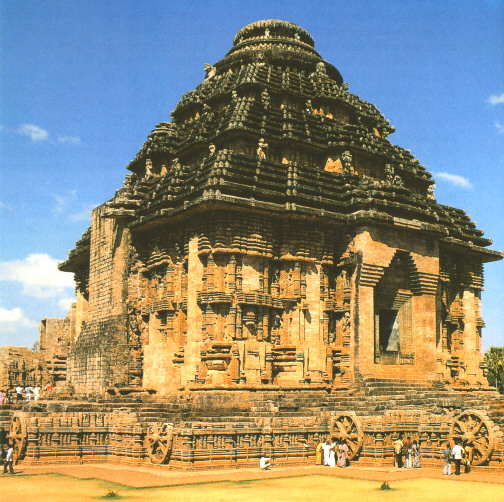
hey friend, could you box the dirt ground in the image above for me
[1,464,503,502]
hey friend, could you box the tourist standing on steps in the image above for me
[3,444,14,474]
[403,436,413,468]
[452,441,464,475]
[25,385,32,401]
[412,440,421,468]
[33,386,40,401]
[393,436,403,468]
[15,385,23,402]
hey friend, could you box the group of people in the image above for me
[392,436,474,475]
[315,438,349,468]
[443,441,473,476]
[393,436,421,469]
[0,383,53,405]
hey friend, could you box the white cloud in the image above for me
[434,172,473,189]
[494,121,504,134]
[0,307,38,333]
[0,201,13,210]
[69,204,94,222]
[51,191,95,221]
[58,135,81,144]
[488,93,504,105]
[51,190,77,217]
[0,254,74,298]
[58,298,74,312]
[16,123,49,142]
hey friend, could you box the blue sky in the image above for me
[0,0,502,350]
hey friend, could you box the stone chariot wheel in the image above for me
[144,422,174,464]
[448,410,495,466]
[330,412,364,460]
[8,413,28,463]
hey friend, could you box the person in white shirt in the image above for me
[3,445,14,474]
[321,440,332,466]
[260,456,271,470]
[452,441,464,475]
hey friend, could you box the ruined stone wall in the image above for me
[68,205,133,395]
[38,306,75,386]
[68,315,130,395]
[0,346,48,391]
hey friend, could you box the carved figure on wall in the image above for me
[341,269,350,288]
[393,174,404,186]
[385,164,394,184]
[172,158,181,170]
[209,144,216,156]
[203,63,217,79]
[261,90,271,109]
[315,62,327,76]
[427,183,435,200]
[257,138,268,160]
[342,151,353,173]
[342,311,350,336]
[145,159,153,179]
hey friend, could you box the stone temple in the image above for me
[2,20,503,470]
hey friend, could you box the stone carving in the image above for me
[203,63,216,79]
[261,90,271,109]
[448,410,495,466]
[329,412,363,460]
[427,183,435,200]
[257,138,268,160]
[8,413,28,463]
[144,422,174,464]
[342,151,353,173]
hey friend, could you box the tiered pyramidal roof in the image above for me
[98,19,498,260]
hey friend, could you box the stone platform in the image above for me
[2,383,503,471]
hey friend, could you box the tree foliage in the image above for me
[484,347,504,394]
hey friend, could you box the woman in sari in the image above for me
[337,440,349,467]
[315,439,324,465]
